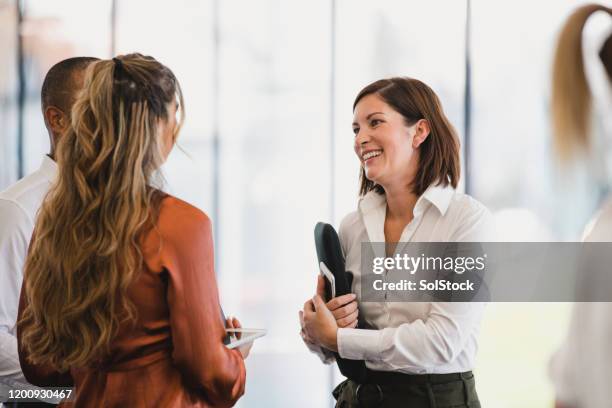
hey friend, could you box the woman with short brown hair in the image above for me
[354,77,460,198]
[301,77,492,407]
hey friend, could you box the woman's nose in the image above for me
[355,130,370,146]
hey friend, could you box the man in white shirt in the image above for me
[0,57,98,406]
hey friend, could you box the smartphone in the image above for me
[319,261,336,300]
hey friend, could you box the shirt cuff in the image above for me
[301,330,335,364]
[337,328,382,361]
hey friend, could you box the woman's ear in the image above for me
[411,119,431,149]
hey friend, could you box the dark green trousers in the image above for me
[332,372,480,408]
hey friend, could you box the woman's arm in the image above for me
[336,302,485,370]
[163,203,245,407]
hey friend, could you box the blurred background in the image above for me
[1,0,610,406]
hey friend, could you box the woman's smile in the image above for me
[362,149,383,163]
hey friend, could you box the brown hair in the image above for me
[354,77,460,197]
[20,53,184,371]
[551,3,611,161]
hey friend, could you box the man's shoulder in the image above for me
[0,198,34,243]
[0,171,51,223]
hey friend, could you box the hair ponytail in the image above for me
[20,54,183,371]
[551,3,612,161]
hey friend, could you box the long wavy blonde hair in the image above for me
[551,4,611,161]
[19,53,184,371]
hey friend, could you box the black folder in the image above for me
[314,222,367,382]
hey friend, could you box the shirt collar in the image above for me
[357,183,455,248]
[358,190,387,249]
[358,182,455,218]
[418,183,455,217]
[40,155,58,183]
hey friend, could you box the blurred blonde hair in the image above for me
[551,3,611,161]
[19,53,184,371]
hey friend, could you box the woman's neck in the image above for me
[384,184,418,220]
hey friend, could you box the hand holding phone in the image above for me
[316,267,358,329]
[319,261,336,300]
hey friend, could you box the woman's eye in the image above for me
[370,119,382,127]
[352,127,359,135]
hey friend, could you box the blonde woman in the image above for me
[17,54,247,407]
[549,4,612,408]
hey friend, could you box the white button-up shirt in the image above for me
[305,184,493,374]
[0,156,56,398]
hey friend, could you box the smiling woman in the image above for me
[301,77,492,408]
[352,78,460,199]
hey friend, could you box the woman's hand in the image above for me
[226,317,253,359]
[302,295,339,352]
[316,275,358,329]
[298,275,359,350]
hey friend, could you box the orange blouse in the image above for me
[17,196,246,407]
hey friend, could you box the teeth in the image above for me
[363,150,382,160]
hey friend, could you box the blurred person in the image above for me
[16,53,249,407]
[0,56,98,407]
[548,4,612,408]
[301,77,492,407]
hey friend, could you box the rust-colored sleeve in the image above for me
[16,282,74,387]
[162,203,246,407]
